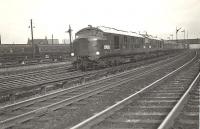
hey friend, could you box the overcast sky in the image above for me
[0,0,200,44]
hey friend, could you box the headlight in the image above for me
[71,52,75,56]
[45,55,49,58]
[96,51,100,55]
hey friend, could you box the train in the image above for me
[71,26,185,70]
[0,43,70,67]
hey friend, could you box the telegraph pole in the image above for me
[30,19,35,58]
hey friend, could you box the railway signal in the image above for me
[176,27,182,42]
[66,25,73,52]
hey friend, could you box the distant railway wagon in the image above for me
[0,44,33,63]
[72,26,184,70]
[36,44,70,60]
[0,44,70,66]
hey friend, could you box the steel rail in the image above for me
[0,55,173,114]
[158,71,200,129]
[0,52,188,93]
[0,64,72,81]
[69,52,197,129]
[0,51,188,112]
[0,71,83,93]
[0,63,165,129]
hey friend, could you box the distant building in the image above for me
[186,39,200,44]
[167,39,200,44]
[27,38,59,45]
[189,44,200,49]
[166,39,200,49]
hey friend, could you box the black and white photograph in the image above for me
[0,0,199,129]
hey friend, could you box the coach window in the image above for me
[132,37,135,48]
[114,36,119,49]
[124,36,128,48]
[22,48,25,53]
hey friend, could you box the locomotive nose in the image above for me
[73,37,99,58]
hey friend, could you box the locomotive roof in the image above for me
[76,26,164,40]
[76,26,143,38]
[97,26,143,38]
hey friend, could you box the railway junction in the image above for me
[0,49,199,129]
[1,0,200,128]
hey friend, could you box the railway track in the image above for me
[0,51,196,129]
[70,53,199,129]
[0,52,185,101]
[0,65,77,93]
[170,76,199,129]
[0,52,187,91]
[0,61,72,76]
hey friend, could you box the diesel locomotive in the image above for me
[71,26,184,70]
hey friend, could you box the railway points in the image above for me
[0,50,198,129]
[0,51,182,106]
